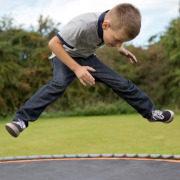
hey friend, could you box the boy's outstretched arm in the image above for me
[117,44,138,64]
[48,36,96,86]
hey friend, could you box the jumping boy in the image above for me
[5,3,174,138]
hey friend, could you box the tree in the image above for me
[159,13,180,108]
[0,16,53,116]
[37,15,61,39]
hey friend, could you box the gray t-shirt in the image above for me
[49,11,108,58]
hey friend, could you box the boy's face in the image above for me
[102,22,131,47]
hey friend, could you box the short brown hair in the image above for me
[105,3,141,39]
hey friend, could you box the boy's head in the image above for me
[102,3,141,47]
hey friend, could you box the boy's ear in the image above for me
[102,21,110,30]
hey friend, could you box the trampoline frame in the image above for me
[1,153,180,163]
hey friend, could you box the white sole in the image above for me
[5,123,20,138]
[164,110,174,123]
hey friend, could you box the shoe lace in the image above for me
[152,110,164,120]
[15,119,26,129]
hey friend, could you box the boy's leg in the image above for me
[84,55,174,122]
[83,55,155,119]
[6,56,77,137]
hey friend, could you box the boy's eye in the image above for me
[113,37,121,42]
[113,38,117,43]
[113,37,117,41]
[114,38,121,43]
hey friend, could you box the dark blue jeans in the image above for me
[14,54,155,125]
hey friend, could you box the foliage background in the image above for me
[0,13,179,117]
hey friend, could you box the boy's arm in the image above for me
[117,44,137,64]
[48,36,95,86]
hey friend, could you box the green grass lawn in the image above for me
[0,113,180,157]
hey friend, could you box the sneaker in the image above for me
[5,119,26,138]
[148,110,174,123]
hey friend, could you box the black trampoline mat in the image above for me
[1,159,180,180]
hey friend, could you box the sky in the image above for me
[0,0,179,46]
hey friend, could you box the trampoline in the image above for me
[1,154,180,180]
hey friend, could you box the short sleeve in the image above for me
[57,20,85,49]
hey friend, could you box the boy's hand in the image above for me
[117,45,137,64]
[74,66,96,86]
